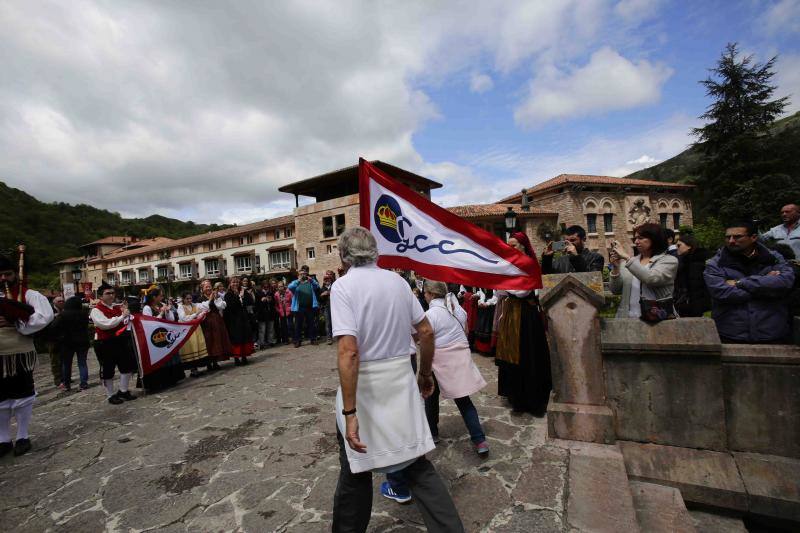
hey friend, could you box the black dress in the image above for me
[224,291,254,357]
[494,295,552,416]
[674,249,711,317]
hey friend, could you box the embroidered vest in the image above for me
[94,303,127,341]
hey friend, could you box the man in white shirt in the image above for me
[761,204,800,258]
[331,227,463,533]
[0,253,54,457]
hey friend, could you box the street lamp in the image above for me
[504,207,517,242]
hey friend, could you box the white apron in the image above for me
[432,340,487,399]
[336,354,434,474]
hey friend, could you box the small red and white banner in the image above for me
[359,158,542,290]
[131,314,202,375]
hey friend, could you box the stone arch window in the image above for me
[582,197,599,234]
[670,199,685,229]
[598,198,616,233]
[655,199,671,228]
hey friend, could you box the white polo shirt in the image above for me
[425,298,468,348]
[331,263,425,362]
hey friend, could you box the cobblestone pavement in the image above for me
[0,344,567,532]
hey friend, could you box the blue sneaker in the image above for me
[380,481,412,504]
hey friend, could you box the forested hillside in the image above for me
[0,182,231,289]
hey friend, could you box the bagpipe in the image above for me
[1,245,34,322]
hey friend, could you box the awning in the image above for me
[232,249,256,256]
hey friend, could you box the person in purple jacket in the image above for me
[704,220,795,344]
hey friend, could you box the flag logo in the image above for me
[150,327,183,349]
[359,158,542,291]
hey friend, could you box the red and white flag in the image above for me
[359,159,542,290]
[131,314,202,375]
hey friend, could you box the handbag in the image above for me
[638,283,676,323]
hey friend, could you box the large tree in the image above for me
[691,43,793,227]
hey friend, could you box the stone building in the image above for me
[279,160,442,279]
[497,174,694,257]
[100,216,295,296]
[446,204,559,256]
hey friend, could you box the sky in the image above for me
[1,0,798,224]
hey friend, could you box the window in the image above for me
[586,214,598,234]
[204,243,212,252]
[189,246,197,254]
[157,266,169,280]
[138,269,149,283]
[306,247,316,260]
[246,235,254,244]
[603,213,614,233]
[238,237,245,246]
[322,217,334,239]
[285,226,294,238]
[269,250,291,270]
[672,213,681,229]
[659,213,668,227]
[274,229,282,240]
[255,255,261,271]
[121,271,131,284]
[179,263,192,278]
[214,241,222,250]
[323,214,347,239]
[235,255,252,273]
[205,259,220,276]
[327,244,337,255]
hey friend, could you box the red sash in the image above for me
[95,302,127,340]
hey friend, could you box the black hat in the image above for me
[0,255,13,272]
[97,281,114,295]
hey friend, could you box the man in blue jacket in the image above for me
[704,221,795,343]
[288,265,320,347]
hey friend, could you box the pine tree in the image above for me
[691,43,793,227]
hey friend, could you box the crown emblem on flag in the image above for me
[377,204,398,229]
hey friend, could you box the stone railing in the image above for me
[539,273,800,459]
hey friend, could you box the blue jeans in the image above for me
[61,344,89,388]
[322,305,333,340]
[425,374,485,444]
[293,308,318,343]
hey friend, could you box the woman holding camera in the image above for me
[609,223,679,319]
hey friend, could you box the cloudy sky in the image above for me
[1,0,798,223]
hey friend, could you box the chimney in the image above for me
[520,188,530,212]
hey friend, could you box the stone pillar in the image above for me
[539,272,615,444]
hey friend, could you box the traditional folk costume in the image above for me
[458,286,479,348]
[89,283,138,404]
[494,232,552,416]
[140,303,185,391]
[473,289,497,355]
[197,293,230,366]
[177,303,209,375]
[425,295,488,451]
[0,264,54,457]
[224,290,254,363]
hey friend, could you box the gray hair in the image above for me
[338,227,379,267]
[423,280,448,298]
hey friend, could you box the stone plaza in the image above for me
[1,344,576,532]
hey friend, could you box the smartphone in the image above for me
[552,241,567,252]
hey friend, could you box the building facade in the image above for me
[57,167,695,295]
[279,160,443,279]
[497,174,694,257]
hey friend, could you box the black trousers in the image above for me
[332,429,464,533]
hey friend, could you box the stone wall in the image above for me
[529,189,693,257]
[294,194,359,278]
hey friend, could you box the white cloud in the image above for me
[625,154,661,165]
[758,0,800,36]
[614,0,662,23]
[469,72,494,94]
[514,47,673,127]
[0,1,670,223]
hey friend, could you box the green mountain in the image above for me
[0,182,232,290]
[626,110,800,184]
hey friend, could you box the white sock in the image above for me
[119,374,131,393]
[0,408,11,443]
[13,403,33,440]
[103,379,115,398]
